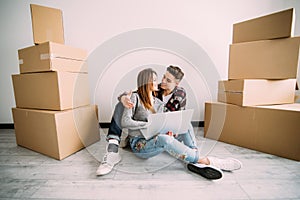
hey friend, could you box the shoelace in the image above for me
[102,154,108,164]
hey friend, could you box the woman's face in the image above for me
[151,73,158,91]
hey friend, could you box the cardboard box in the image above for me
[18,42,88,74]
[218,79,296,106]
[12,105,100,160]
[30,4,64,44]
[12,72,90,110]
[295,90,300,103]
[229,37,300,79]
[232,8,294,43]
[204,102,300,161]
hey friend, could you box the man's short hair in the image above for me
[167,65,184,81]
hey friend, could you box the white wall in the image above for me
[1,0,299,123]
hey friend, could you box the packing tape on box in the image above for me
[40,53,52,60]
[18,54,54,64]
[19,54,60,64]
[40,53,83,61]
[40,53,60,60]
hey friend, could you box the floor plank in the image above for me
[0,128,299,200]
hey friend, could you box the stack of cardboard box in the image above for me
[204,8,300,161]
[11,4,100,160]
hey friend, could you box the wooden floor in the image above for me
[0,128,299,200]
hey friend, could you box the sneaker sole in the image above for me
[221,158,243,171]
[230,158,243,170]
[187,163,223,180]
[96,166,113,176]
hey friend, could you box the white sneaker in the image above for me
[96,152,121,176]
[208,157,242,171]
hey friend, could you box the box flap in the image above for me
[30,4,64,44]
[233,8,294,43]
[48,42,87,60]
[18,42,87,61]
[256,103,300,112]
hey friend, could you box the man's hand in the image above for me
[121,90,134,109]
[166,131,178,138]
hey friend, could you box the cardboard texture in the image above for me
[204,102,300,161]
[232,8,294,43]
[18,42,87,74]
[30,4,64,44]
[228,37,300,79]
[218,79,296,106]
[12,71,90,110]
[12,105,100,160]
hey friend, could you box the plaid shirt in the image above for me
[156,84,186,112]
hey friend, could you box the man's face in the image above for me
[160,71,179,91]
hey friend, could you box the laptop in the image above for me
[140,109,194,140]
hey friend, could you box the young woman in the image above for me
[120,68,230,180]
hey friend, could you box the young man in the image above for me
[96,66,241,179]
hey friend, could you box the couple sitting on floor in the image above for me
[96,66,242,180]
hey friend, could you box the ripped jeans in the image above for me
[106,102,198,150]
[129,132,199,163]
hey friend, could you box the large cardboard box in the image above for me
[218,79,296,106]
[204,102,300,161]
[296,90,300,103]
[18,42,88,74]
[228,37,300,79]
[30,4,64,44]
[232,8,294,43]
[12,72,90,110]
[12,105,100,160]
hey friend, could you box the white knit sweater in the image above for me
[121,92,164,138]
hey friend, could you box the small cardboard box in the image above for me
[30,4,64,44]
[12,71,90,110]
[18,41,88,74]
[232,8,294,43]
[218,79,296,106]
[229,37,300,79]
[204,102,300,161]
[12,105,100,160]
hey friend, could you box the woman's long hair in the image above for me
[137,68,157,111]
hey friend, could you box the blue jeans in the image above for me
[107,103,198,148]
[129,133,199,163]
[176,124,197,149]
[106,102,124,142]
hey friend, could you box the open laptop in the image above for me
[140,109,194,140]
